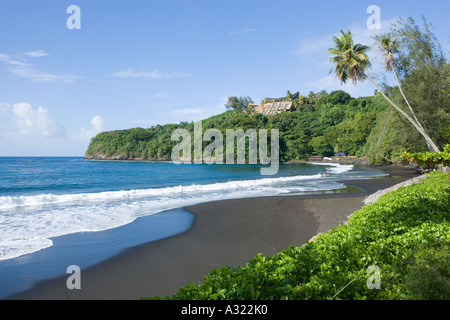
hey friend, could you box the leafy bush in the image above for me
[403,242,450,299]
[403,144,450,168]
[142,172,449,300]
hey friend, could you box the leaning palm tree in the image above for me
[377,34,426,133]
[328,30,440,152]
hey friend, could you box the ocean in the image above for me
[0,157,386,298]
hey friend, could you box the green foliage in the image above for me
[362,105,419,164]
[328,30,371,85]
[225,96,254,111]
[389,16,447,81]
[403,242,450,299]
[403,144,450,167]
[361,17,449,162]
[142,172,450,300]
[87,16,449,164]
[361,59,449,164]
[86,91,385,161]
[399,63,450,148]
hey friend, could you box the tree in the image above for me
[286,90,292,101]
[389,17,446,81]
[376,17,448,151]
[328,30,440,152]
[325,90,351,105]
[225,96,254,111]
[309,135,334,156]
[376,34,428,146]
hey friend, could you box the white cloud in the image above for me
[10,102,66,137]
[295,37,332,57]
[90,115,105,131]
[229,28,256,35]
[8,66,81,83]
[0,102,11,114]
[24,50,49,58]
[0,102,107,156]
[296,17,398,60]
[0,53,31,67]
[171,97,228,122]
[0,53,10,62]
[0,51,81,83]
[76,115,106,141]
[154,93,172,99]
[297,17,399,97]
[0,102,69,156]
[112,68,191,79]
[172,108,209,117]
[307,74,375,98]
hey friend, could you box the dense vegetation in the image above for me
[403,144,450,168]
[85,90,386,162]
[86,17,448,164]
[85,83,447,163]
[360,17,449,162]
[143,171,449,300]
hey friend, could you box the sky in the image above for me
[0,0,449,156]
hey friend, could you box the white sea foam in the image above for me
[309,162,354,174]
[0,173,324,210]
[0,163,352,261]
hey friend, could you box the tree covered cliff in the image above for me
[84,86,448,164]
[86,18,449,164]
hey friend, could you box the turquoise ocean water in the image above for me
[0,157,385,298]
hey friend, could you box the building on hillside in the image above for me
[264,91,299,103]
[252,91,299,116]
[260,101,295,116]
[253,104,266,114]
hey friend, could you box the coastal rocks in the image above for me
[363,174,429,206]
[84,153,128,160]
[84,154,170,161]
[352,157,372,166]
[331,156,357,165]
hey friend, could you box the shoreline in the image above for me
[83,155,416,168]
[6,165,420,300]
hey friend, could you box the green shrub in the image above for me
[403,144,450,168]
[403,242,450,299]
[142,172,449,300]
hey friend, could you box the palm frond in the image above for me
[328,30,371,85]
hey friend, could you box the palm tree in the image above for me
[377,34,436,151]
[328,30,440,152]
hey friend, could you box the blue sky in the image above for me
[0,0,449,156]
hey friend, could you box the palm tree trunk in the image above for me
[391,67,436,151]
[364,74,440,152]
[391,67,425,131]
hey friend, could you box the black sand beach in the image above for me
[7,165,420,300]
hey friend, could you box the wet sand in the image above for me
[7,165,420,300]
